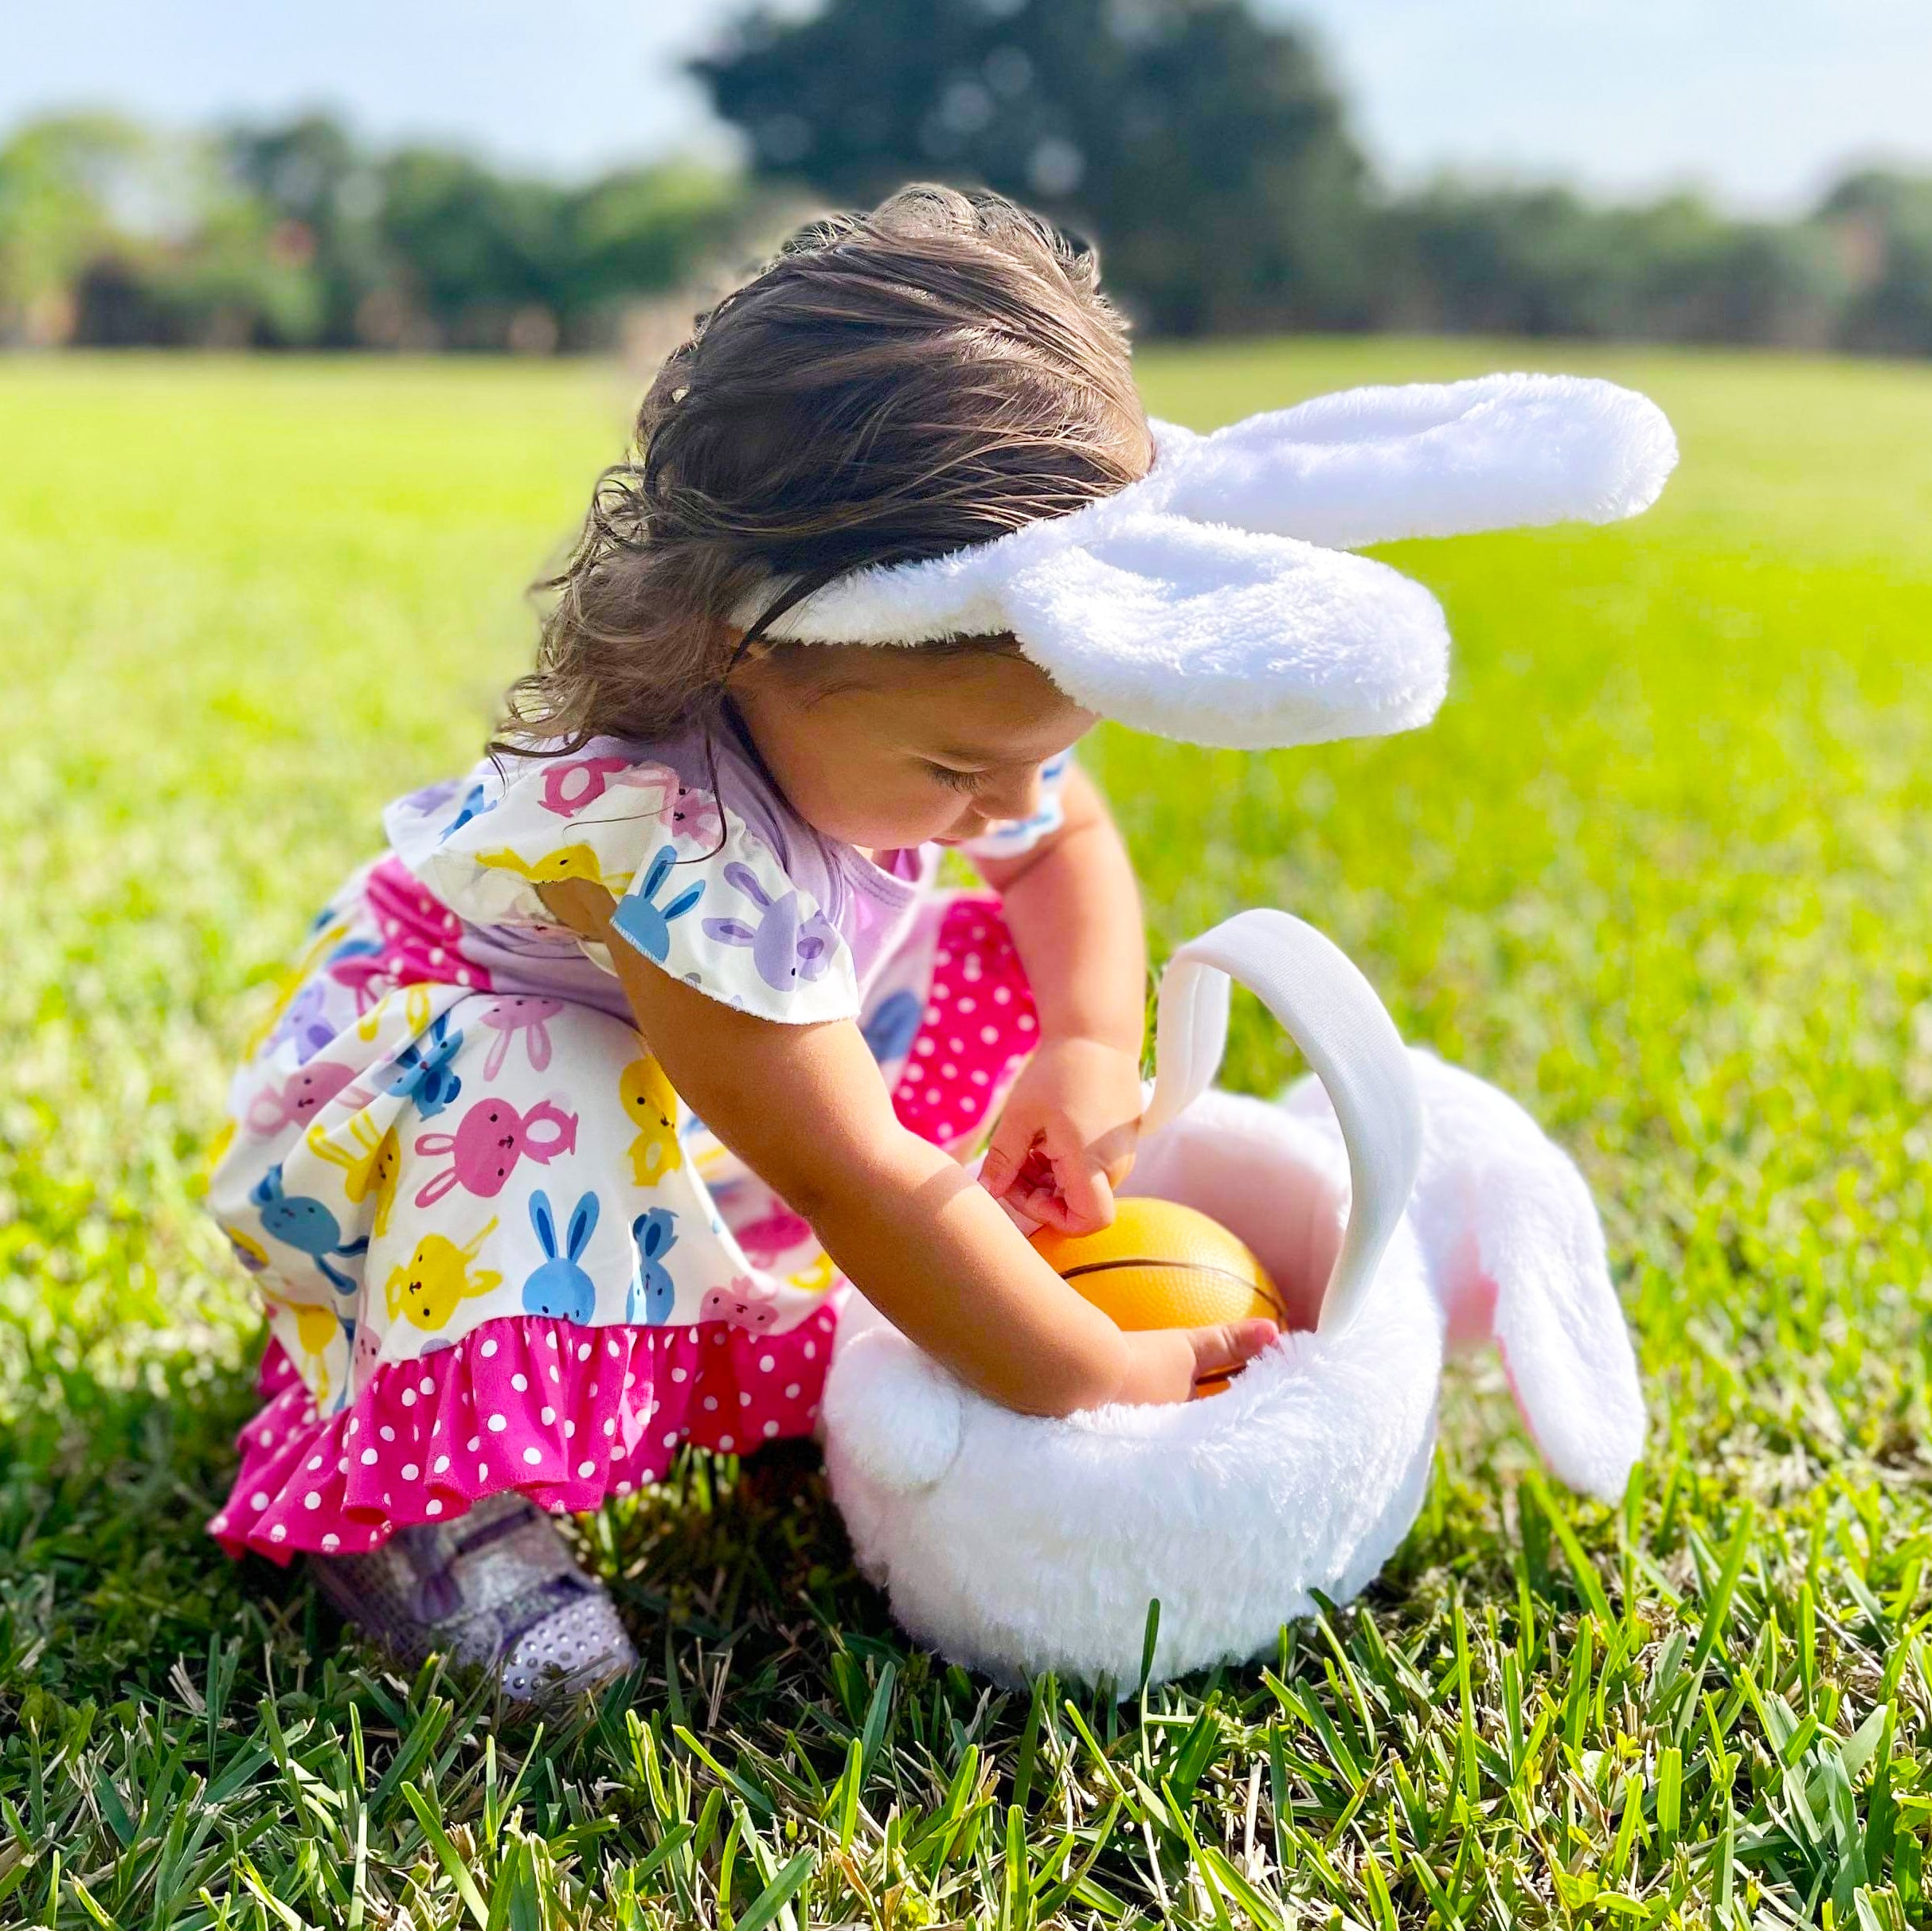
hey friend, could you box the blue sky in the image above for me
[11,0,1932,213]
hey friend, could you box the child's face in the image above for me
[730,640,1096,850]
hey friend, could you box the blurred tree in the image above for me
[694,0,1373,334]
[0,115,146,343]
[5,88,1930,359]
[563,162,753,342]
[0,118,325,347]
[1817,170,1932,356]
[376,148,569,348]
[1379,184,1845,348]
[225,115,392,346]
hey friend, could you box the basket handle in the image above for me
[1138,910,1422,1337]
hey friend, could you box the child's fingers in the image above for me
[976,1133,1026,1200]
[995,1192,1045,1234]
[1184,1318,1279,1384]
[1035,1158,1113,1235]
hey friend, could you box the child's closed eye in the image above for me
[925,762,987,794]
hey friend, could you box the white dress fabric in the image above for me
[205,725,1061,1560]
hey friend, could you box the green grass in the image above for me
[2,338,1930,1927]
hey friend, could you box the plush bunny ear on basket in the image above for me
[820,911,1647,1690]
[748,373,1678,750]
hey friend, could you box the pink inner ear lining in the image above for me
[1494,1337,1552,1468]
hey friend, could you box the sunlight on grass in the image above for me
[2,346,1930,1925]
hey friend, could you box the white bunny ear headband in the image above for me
[741,373,1678,750]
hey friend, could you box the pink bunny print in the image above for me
[733,1202,815,1267]
[412,1096,577,1207]
[350,1320,384,1400]
[325,944,399,1015]
[660,780,722,846]
[700,1274,780,1332]
[538,756,663,818]
[244,1061,358,1136]
[479,995,561,1079]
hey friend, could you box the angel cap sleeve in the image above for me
[385,741,862,1026]
[605,784,862,1029]
[385,746,684,937]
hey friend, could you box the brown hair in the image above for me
[497,184,1151,755]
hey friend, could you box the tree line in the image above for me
[3,0,1929,356]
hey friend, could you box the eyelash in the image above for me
[928,764,986,795]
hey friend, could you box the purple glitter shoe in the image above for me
[308,1492,638,1702]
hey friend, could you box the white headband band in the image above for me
[736,371,1677,751]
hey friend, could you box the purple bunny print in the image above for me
[609,846,705,964]
[702,864,839,993]
[401,776,463,816]
[267,979,338,1064]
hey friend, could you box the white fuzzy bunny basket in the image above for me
[820,910,1646,1687]
[753,370,1672,1687]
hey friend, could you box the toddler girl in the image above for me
[206,187,1276,1696]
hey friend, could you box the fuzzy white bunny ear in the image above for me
[996,510,1449,751]
[752,501,1450,751]
[748,372,1675,751]
[1286,1049,1646,1499]
[1144,373,1679,549]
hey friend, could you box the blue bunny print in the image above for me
[861,989,924,1067]
[437,779,497,842]
[251,1162,369,1293]
[381,1012,464,1120]
[627,1208,679,1324]
[522,1188,600,1322]
[609,846,706,964]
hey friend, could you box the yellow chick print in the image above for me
[306,1115,404,1238]
[385,1219,502,1332]
[262,1291,345,1406]
[356,982,436,1044]
[620,1055,682,1187]
[788,1251,838,1296]
[476,844,631,893]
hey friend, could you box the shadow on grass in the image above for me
[0,1330,908,1731]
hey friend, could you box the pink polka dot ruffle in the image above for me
[209,1302,839,1564]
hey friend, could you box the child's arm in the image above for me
[540,878,1273,1416]
[972,763,1148,1233]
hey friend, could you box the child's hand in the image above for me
[977,1037,1144,1234]
[1113,1319,1281,1405]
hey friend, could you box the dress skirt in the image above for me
[205,873,1038,1562]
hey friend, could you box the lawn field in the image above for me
[3,341,1931,1927]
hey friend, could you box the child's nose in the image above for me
[981,766,1043,824]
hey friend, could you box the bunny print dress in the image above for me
[205,725,1062,1562]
